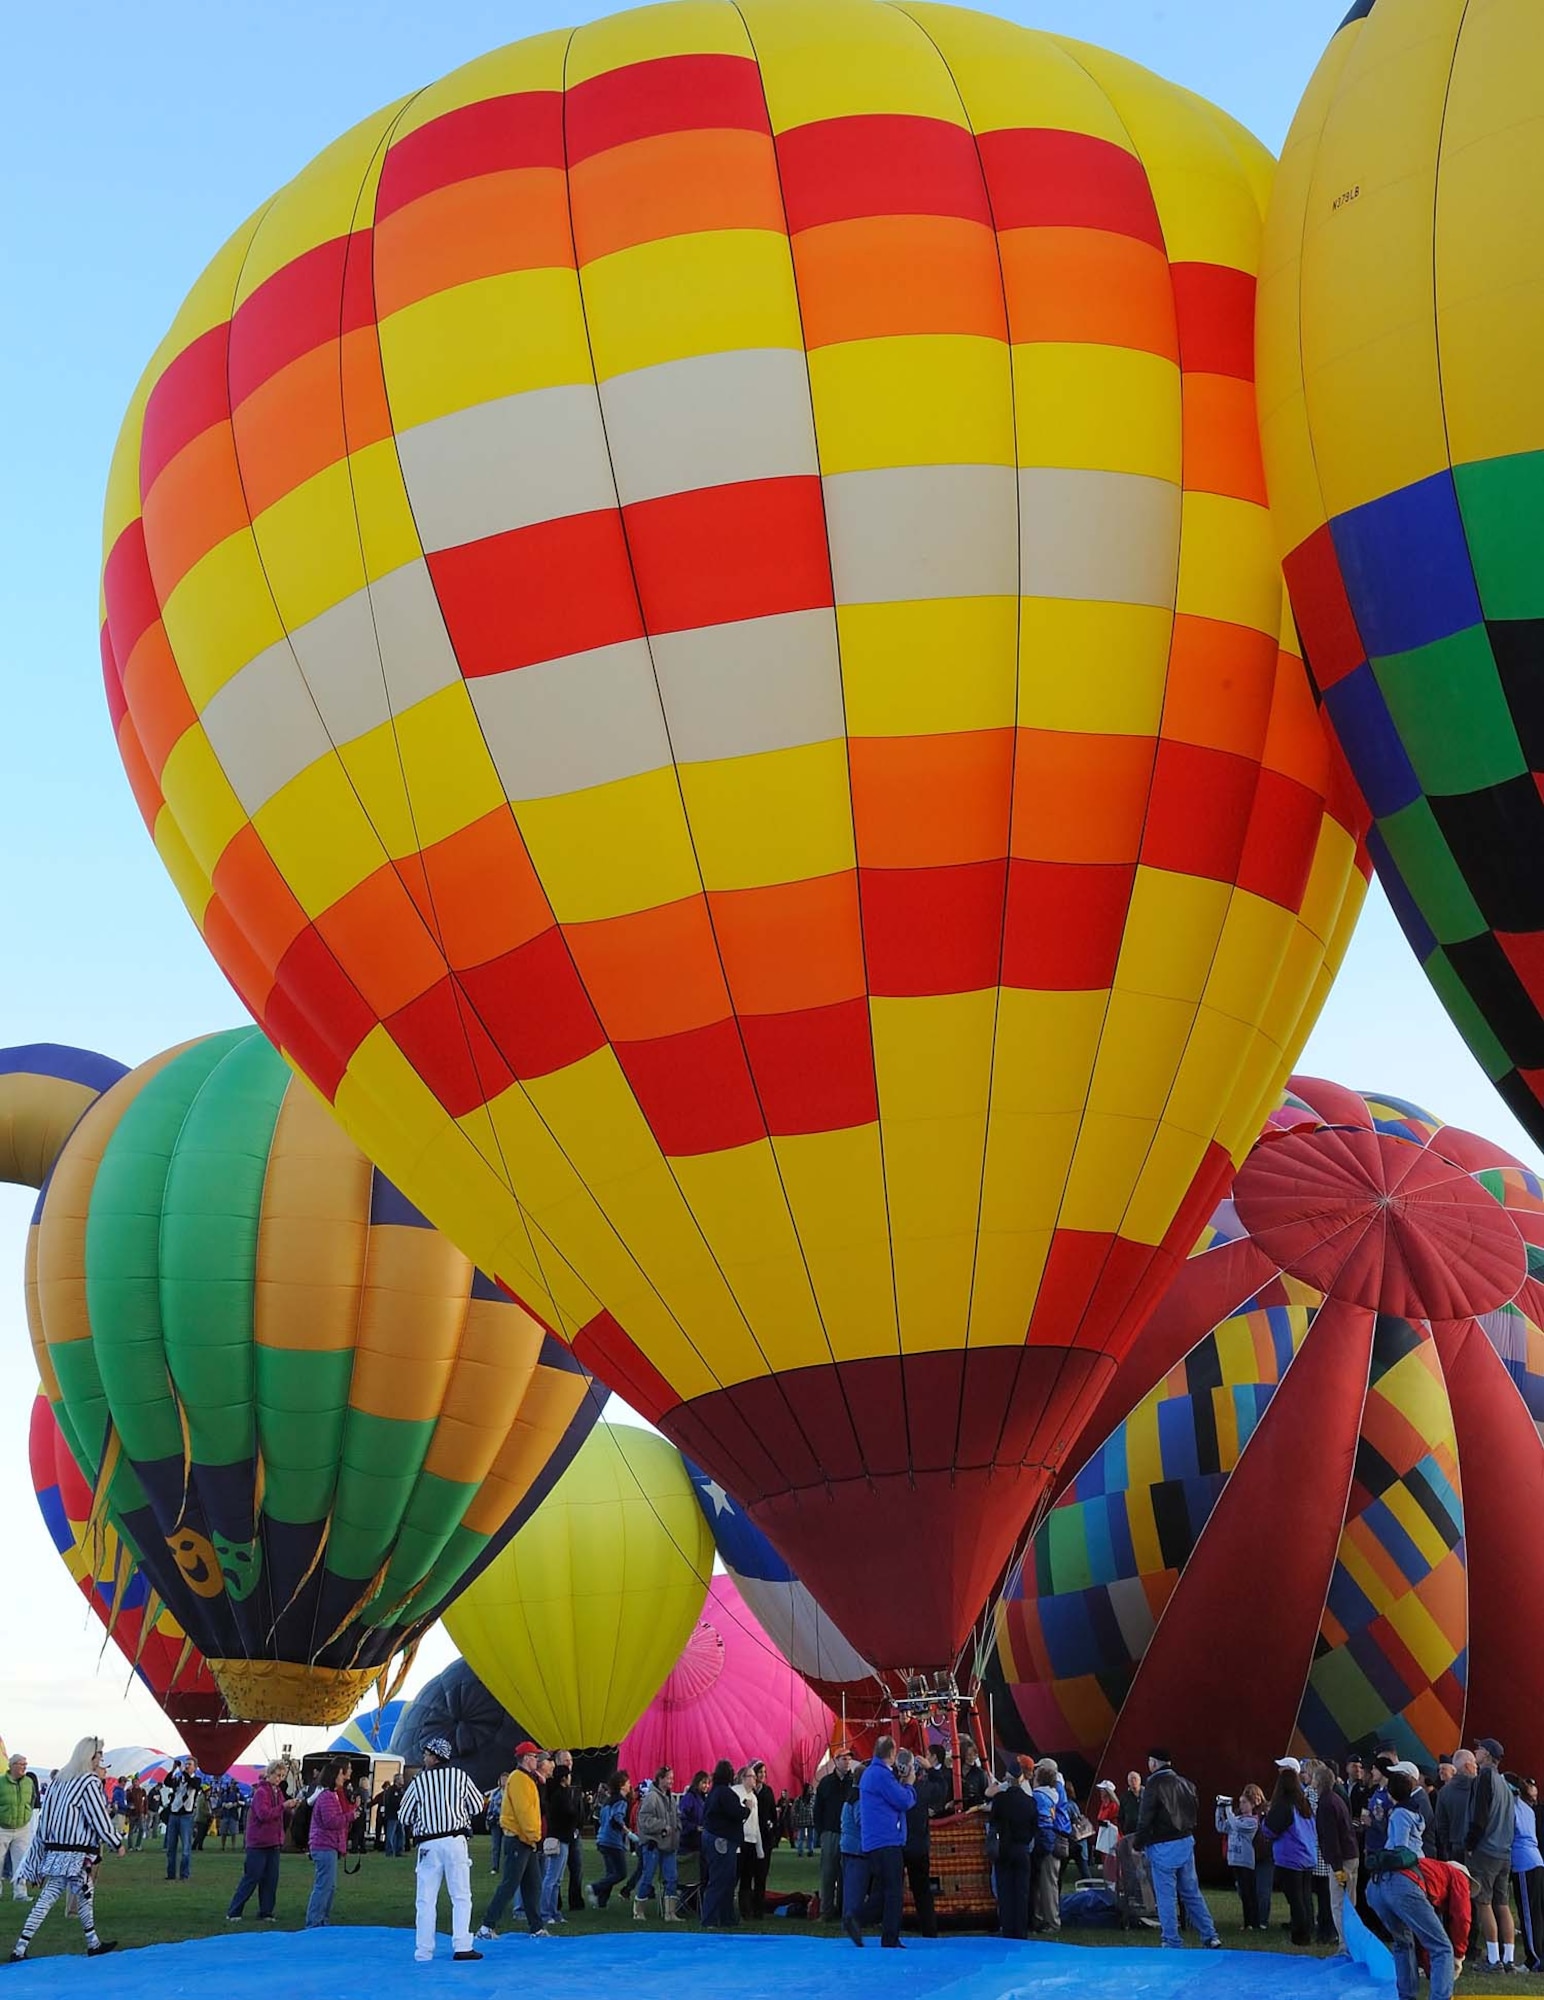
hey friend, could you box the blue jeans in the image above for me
[164,1812,193,1880]
[1146,1836,1218,1947]
[228,1844,280,1918]
[593,1844,628,1908]
[306,1847,338,1927]
[702,1837,738,1927]
[486,1837,544,1933]
[637,1844,678,1904]
[385,1818,403,1857]
[489,1823,503,1875]
[540,1847,566,1923]
[1370,1871,1455,2000]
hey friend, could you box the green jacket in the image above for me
[0,1773,38,1830]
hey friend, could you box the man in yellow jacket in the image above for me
[477,1745,551,1941]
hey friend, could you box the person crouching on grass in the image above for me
[7,1737,120,1963]
[397,1740,487,1963]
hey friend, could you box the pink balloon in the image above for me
[619,1576,835,1798]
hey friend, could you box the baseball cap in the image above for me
[1477,1737,1505,1760]
[1147,1746,1171,1764]
[1389,1761,1421,1780]
[1274,1757,1301,1773]
[1096,1779,1117,1793]
[515,1740,543,1757]
[424,1738,454,1762]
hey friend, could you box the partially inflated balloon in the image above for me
[1259,0,1544,1146]
[102,1,1367,1666]
[982,1079,1544,1795]
[28,1393,260,1775]
[443,1423,712,1749]
[11,1029,596,1724]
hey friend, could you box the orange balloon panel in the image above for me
[101,1,1368,1666]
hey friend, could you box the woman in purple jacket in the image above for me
[307,1764,357,1929]
[227,1761,290,1922]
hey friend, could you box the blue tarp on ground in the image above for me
[10,1926,1391,1999]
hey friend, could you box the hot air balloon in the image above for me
[619,1575,834,1798]
[980,1078,1544,1804]
[443,1423,713,1749]
[1259,1,1544,1148]
[29,1393,260,1775]
[6,1029,597,1725]
[330,1701,408,1757]
[684,1456,898,1743]
[100,0,1369,1669]
[389,1659,529,1792]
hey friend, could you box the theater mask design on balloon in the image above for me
[3,1031,597,1726]
[982,1079,1544,1802]
[102,0,1369,1669]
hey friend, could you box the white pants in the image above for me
[415,1835,473,1960]
[0,1823,33,1898]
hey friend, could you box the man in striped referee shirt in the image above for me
[397,1741,486,1963]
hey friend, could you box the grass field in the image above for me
[5,1839,1537,1984]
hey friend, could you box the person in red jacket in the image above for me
[227,1760,289,1922]
[1416,1859,1473,1971]
[306,1764,357,1929]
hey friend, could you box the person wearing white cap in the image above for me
[1093,1780,1121,1886]
[1365,1766,1454,2000]
[1263,1759,1319,1946]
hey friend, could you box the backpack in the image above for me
[290,1793,313,1852]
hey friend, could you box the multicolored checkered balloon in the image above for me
[1260,0,1544,1147]
[982,1077,1544,1794]
[101,0,1368,1668]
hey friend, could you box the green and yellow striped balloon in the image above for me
[22,1025,596,1725]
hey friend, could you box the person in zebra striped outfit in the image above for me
[397,1741,486,1964]
[7,1738,120,1963]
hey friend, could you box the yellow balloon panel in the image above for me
[442,1424,713,1748]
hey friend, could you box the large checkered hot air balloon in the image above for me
[1259,0,1544,1147]
[980,1079,1544,1801]
[4,1031,596,1725]
[100,0,1368,1669]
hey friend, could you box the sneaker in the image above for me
[452,1951,484,1962]
[87,1942,119,1958]
[1206,1938,1224,1950]
[530,1929,551,1940]
[475,1925,497,1941]
[7,1951,26,1966]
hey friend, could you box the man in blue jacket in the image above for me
[845,1737,914,1951]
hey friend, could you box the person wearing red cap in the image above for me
[477,1745,551,1942]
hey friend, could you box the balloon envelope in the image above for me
[330,1701,409,1756]
[28,1392,260,1776]
[389,1657,527,1791]
[619,1574,834,1799]
[444,1423,713,1749]
[102,1,1369,1667]
[23,1028,597,1724]
[1259,1,1544,1148]
[982,1078,1544,1799]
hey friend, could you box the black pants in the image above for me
[1313,1871,1336,1941]
[996,1845,1032,1940]
[1278,1866,1313,1945]
[904,1849,936,1936]
[485,1836,544,1934]
[858,1845,905,1948]
[566,1834,584,1911]
[702,1837,739,1928]
[1232,1864,1261,1928]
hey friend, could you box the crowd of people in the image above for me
[6,1719,1542,1986]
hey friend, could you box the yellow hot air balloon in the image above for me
[100,0,1368,1667]
[442,1424,713,1749]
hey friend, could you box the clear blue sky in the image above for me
[3,0,1526,1764]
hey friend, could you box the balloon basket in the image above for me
[208,1659,380,1727]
